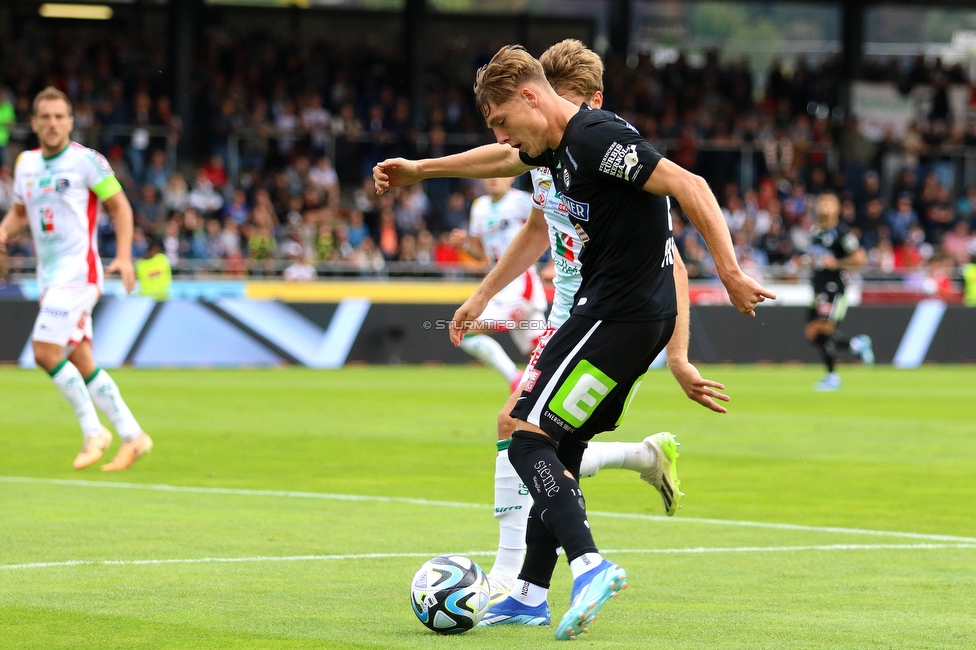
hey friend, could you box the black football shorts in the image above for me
[509,313,675,442]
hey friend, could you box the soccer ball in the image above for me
[409,554,490,634]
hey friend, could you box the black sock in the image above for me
[509,431,598,587]
[815,333,836,373]
[515,436,589,588]
[519,503,560,588]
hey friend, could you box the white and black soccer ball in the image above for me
[409,554,490,634]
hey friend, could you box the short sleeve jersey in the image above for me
[811,223,860,294]
[468,188,534,263]
[520,105,676,321]
[13,142,122,293]
[531,167,582,327]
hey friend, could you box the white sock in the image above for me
[570,552,604,580]
[459,334,518,383]
[581,441,657,477]
[489,447,532,582]
[85,368,142,442]
[510,579,548,607]
[50,360,103,437]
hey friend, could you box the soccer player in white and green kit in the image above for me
[0,87,153,471]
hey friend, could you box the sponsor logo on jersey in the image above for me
[599,142,643,181]
[553,231,577,262]
[562,196,589,221]
[56,178,70,194]
[553,256,581,275]
[563,167,572,189]
[40,305,70,320]
[524,369,542,392]
[534,179,551,206]
[40,207,56,233]
[573,222,590,243]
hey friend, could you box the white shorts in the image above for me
[32,284,100,348]
[479,267,548,355]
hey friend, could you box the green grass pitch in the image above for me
[1,364,975,649]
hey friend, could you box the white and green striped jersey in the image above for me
[531,167,583,328]
[13,142,122,293]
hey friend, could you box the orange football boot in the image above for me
[73,427,113,470]
[101,432,153,471]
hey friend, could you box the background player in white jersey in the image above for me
[375,40,730,604]
[461,176,547,391]
[0,87,152,471]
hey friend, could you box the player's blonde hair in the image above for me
[33,87,73,116]
[540,39,604,98]
[473,45,548,119]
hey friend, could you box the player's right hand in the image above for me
[724,271,776,317]
[372,158,423,195]
[449,295,489,347]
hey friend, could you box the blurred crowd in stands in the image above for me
[1,23,976,283]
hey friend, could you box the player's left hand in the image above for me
[724,270,776,317]
[107,257,136,293]
[669,360,729,414]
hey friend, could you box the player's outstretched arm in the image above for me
[449,207,549,347]
[0,203,29,252]
[373,144,533,195]
[666,255,729,414]
[643,159,775,316]
[102,191,136,293]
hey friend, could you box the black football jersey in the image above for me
[810,224,860,294]
[520,105,676,321]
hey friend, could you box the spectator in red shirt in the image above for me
[201,154,228,190]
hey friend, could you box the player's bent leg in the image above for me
[33,340,64,373]
[577,434,682,515]
[37,341,105,442]
[488,387,532,604]
[640,432,682,515]
[497,387,521,442]
[850,334,875,366]
[459,334,519,385]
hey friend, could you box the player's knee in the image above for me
[508,430,557,467]
[32,343,61,371]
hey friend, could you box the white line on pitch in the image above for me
[2,544,975,572]
[3,475,975,544]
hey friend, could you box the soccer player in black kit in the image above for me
[378,45,774,640]
[806,193,874,391]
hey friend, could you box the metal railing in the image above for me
[0,255,963,284]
